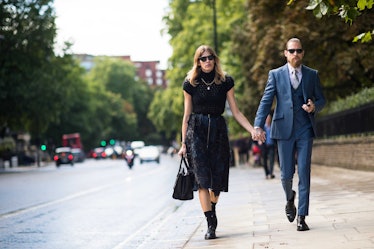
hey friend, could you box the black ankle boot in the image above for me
[204,211,217,240]
[211,202,217,230]
[211,213,217,230]
[205,225,216,240]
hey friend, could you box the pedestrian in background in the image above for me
[254,38,326,231]
[261,114,276,179]
[251,141,262,166]
[178,45,264,240]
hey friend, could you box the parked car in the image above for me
[54,147,74,167]
[92,147,106,159]
[71,148,85,163]
[138,145,160,164]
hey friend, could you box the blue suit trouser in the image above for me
[277,132,313,216]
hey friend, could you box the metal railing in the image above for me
[316,102,374,137]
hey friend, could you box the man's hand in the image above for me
[252,127,266,143]
[302,99,315,113]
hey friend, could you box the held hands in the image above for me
[252,127,266,143]
[302,99,315,113]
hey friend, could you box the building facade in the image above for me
[74,54,168,88]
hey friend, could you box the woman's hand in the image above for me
[178,144,187,157]
[252,127,266,143]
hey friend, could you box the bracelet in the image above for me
[181,141,186,144]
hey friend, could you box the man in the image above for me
[254,38,326,231]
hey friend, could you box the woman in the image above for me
[178,45,264,240]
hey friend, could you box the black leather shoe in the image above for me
[297,216,310,231]
[205,226,216,240]
[285,190,297,222]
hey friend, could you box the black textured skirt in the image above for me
[185,113,230,194]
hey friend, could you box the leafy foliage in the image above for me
[2,0,372,155]
[148,87,183,140]
[288,0,374,43]
[84,57,156,146]
[1,1,159,152]
[0,0,57,135]
[151,0,248,141]
[323,87,374,114]
[232,0,374,120]
[155,0,373,143]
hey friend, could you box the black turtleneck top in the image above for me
[183,71,234,116]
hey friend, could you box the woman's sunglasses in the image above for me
[199,55,214,62]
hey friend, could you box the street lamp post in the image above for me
[190,0,218,54]
[212,0,218,55]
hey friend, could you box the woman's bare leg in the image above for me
[209,190,220,203]
[199,188,211,211]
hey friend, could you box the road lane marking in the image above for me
[0,182,123,219]
[0,170,156,220]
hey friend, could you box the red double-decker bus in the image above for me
[62,133,82,149]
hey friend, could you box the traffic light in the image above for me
[100,140,106,147]
[40,144,47,151]
[109,139,115,145]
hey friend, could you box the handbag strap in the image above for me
[179,157,190,176]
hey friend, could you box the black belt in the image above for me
[192,113,221,118]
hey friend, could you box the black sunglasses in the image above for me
[287,49,303,54]
[199,55,214,62]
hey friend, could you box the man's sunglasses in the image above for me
[287,49,303,54]
[199,55,214,62]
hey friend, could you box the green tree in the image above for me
[151,0,248,142]
[0,0,156,155]
[44,53,97,149]
[132,79,156,141]
[0,0,58,136]
[46,55,155,150]
[159,0,373,143]
[148,87,183,140]
[288,0,374,43]
[231,0,374,118]
[87,57,138,101]
[85,57,156,143]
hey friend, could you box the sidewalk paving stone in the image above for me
[183,164,374,249]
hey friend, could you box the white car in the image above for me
[131,140,145,156]
[138,145,160,164]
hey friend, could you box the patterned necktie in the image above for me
[291,69,300,89]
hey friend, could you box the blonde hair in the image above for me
[186,45,226,86]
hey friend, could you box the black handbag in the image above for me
[172,157,194,200]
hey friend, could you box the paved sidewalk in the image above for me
[183,164,374,249]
